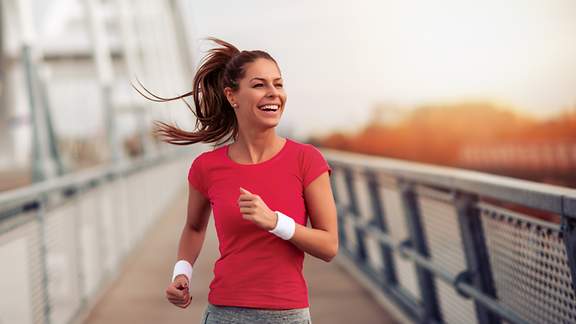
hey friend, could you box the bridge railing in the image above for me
[324,149,576,324]
[0,148,198,324]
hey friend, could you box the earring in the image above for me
[232,103,238,108]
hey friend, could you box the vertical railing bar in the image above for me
[111,177,123,275]
[366,169,398,286]
[331,165,348,255]
[343,167,359,215]
[561,212,576,296]
[74,185,87,308]
[95,183,108,288]
[336,206,347,255]
[330,165,350,253]
[37,193,52,324]
[455,192,501,324]
[328,163,338,203]
[343,166,368,263]
[399,180,442,323]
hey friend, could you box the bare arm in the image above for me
[165,182,212,309]
[288,172,338,262]
[177,183,212,267]
[237,171,338,262]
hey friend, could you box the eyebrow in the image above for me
[250,77,283,82]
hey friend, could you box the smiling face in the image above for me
[225,58,286,132]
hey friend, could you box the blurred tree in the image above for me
[315,101,576,187]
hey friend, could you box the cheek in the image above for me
[240,91,262,106]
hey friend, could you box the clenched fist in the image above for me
[238,187,278,231]
[165,274,192,308]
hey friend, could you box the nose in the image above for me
[266,84,280,97]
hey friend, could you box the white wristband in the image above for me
[268,211,296,240]
[171,260,193,284]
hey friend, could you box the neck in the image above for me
[230,129,285,164]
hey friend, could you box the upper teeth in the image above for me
[260,105,279,110]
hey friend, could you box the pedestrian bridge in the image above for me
[1,147,575,324]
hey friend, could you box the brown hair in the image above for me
[133,38,278,146]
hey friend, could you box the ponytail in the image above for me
[134,37,277,146]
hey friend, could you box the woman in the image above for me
[142,38,338,323]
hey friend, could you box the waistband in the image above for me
[206,303,310,320]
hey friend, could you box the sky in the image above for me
[187,0,576,139]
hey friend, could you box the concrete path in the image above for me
[81,188,399,324]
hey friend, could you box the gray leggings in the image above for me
[200,303,312,324]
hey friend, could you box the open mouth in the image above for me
[258,104,280,112]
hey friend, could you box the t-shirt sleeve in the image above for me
[188,154,209,198]
[302,144,332,189]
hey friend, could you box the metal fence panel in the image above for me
[0,152,194,324]
[418,187,477,324]
[481,202,576,323]
[333,167,350,209]
[353,169,384,271]
[79,188,104,298]
[45,202,82,324]
[100,184,120,276]
[379,182,421,301]
[0,213,45,324]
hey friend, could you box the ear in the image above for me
[223,87,236,108]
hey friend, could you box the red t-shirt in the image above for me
[187,138,331,309]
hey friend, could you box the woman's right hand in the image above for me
[165,274,192,308]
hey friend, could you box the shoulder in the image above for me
[287,138,323,156]
[286,138,328,169]
[190,145,226,173]
[194,144,226,162]
[287,139,331,187]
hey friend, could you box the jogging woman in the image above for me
[147,38,338,323]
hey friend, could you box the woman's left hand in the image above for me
[238,187,277,231]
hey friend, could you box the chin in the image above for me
[258,120,281,130]
[265,122,280,129]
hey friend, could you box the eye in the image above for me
[253,83,264,88]
[275,83,283,88]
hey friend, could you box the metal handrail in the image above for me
[324,149,576,324]
[325,149,576,217]
[0,148,188,216]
